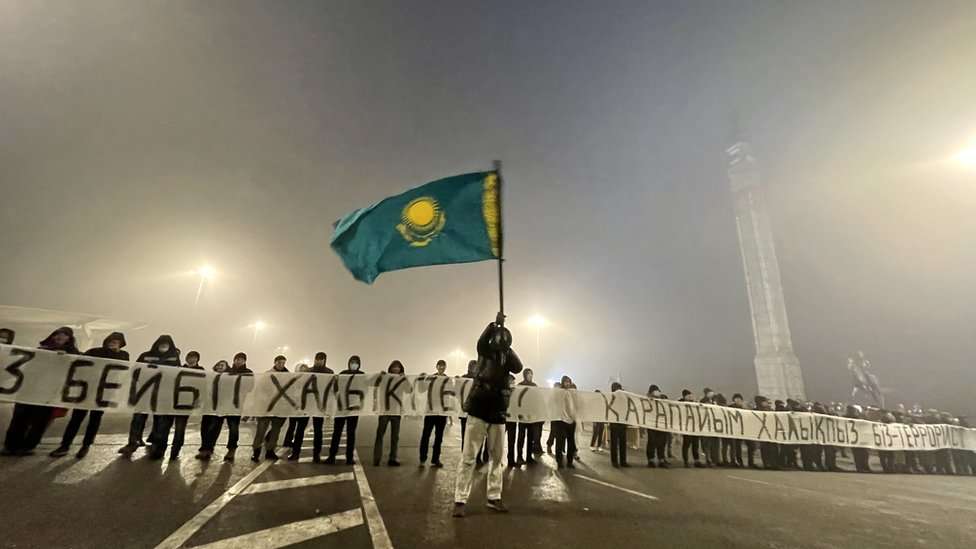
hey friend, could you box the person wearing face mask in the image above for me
[50,332,129,459]
[645,385,669,468]
[419,360,450,467]
[148,350,203,460]
[196,360,230,460]
[325,355,364,465]
[515,368,539,466]
[0,328,14,345]
[252,355,289,461]
[453,314,523,518]
[118,335,181,457]
[289,352,333,461]
[374,360,407,466]
[2,327,79,456]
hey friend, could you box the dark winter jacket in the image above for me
[463,322,524,424]
[84,332,130,361]
[310,363,334,374]
[136,335,181,367]
[39,326,80,354]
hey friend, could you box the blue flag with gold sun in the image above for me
[330,171,501,283]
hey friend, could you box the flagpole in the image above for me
[493,159,505,324]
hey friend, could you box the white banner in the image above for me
[1,345,974,451]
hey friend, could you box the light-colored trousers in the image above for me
[454,416,505,504]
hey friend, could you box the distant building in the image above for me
[726,137,805,400]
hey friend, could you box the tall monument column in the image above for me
[726,137,805,401]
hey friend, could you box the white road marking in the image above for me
[241,473,355,495]
[187,508,364,549]
[572,474,659,501]
[727,474,821,494]
[153,460,273,549]
[352,450,394,549]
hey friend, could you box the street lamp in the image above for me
[194,264,217,306]
[250,320,267,344]
[953,146,976,168]
[527,314,547,367]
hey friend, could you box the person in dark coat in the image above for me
[2,327,79,456]
[515,368,539,465]
[0,328,14,344]
[645,385,669,468]
[608,382,629,467]
[220,352,252,462]
[196,360,229,460]
[679,389,704,468]
[374,360,407,466]
[546,381,562,455]
[699,388,719,467]
[420,360,449,467]
[846,405,872,473]
[118,335,181,456]
[289,352,333,461]
[252,355,289,462]
[282,362,310,450]
[726,393,746,468]
[325,355,364,465]
[757,396,780,470]
[453,315,523,518]
[148,350,203,460]
[50,332,129,459]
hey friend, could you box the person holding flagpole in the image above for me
[452,313,523,517]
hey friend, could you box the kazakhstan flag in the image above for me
[331,171,501,283]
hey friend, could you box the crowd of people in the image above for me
[1,326,974,480]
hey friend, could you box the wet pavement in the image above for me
[1,405,974,548]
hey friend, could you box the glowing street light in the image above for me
[193,264,217,306]
[249,320,267,343]
[953,146,976,168]
[527,314,547,367]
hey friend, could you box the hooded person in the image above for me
[2,327,79,456]
[149,350,204,460]
[50,332,129,458]
[374,360,407,467]
[289,352,333,461]
[453,314,523,518]
[196,360,230,460]
[119,335,181,457]
[325,355,365,465]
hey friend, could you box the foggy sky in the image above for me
[2,1,975,414]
